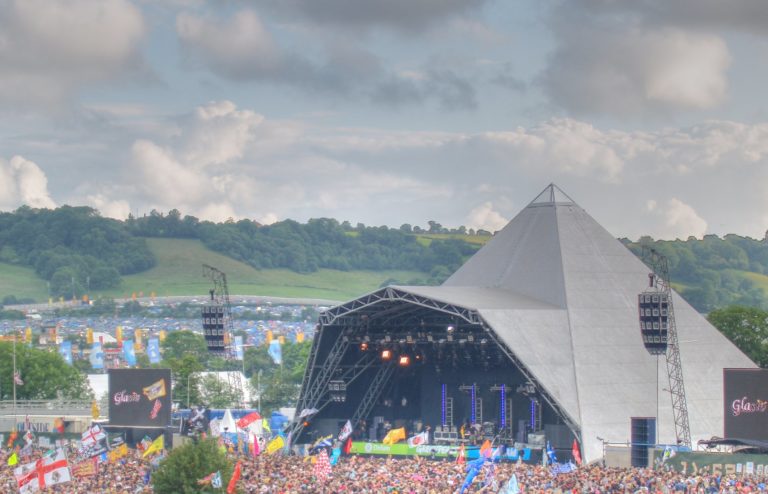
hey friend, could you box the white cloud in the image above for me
[86,194,131,220]
[0,155,56,209]
[466,202,508,232]
[0,0,145,109]
[647,198,708,239]
[182,101,264,167]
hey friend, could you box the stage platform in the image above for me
[345,441,541,463]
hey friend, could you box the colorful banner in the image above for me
[268,339,282,365]
[108,369,171,428]
[59,341,72,365]
[71,457,99,478]
[147,338,161,364]
[122,340,136,367]
[666,451,768,476]
[108,443,129,463]
[90,342,104,370]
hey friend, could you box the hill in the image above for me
[5,238,425,303]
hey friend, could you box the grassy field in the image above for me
[0,263,50,302]
[83,238,422,302]
[730,269,768,293]
[414,233,492,247]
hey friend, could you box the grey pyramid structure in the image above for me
[403,184,756,461]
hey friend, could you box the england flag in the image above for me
[14,450,71,493]
[407,431,429,447]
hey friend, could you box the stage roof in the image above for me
[324,184,756,463]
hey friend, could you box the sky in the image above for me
[1,0,768,240]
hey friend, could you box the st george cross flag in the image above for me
[407,431,429,447]
[14,450,71,493]
[338,420,353,441]
[313,449,332,480]
[236,411,261,429]
[80,425,106,448]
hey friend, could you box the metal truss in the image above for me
[202,264,244,407]
[351,363,395,429]
[641,247,691,448]
[320,287,483,326]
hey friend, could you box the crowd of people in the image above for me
[3,442,768,493]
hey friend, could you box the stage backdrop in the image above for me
[724,368,768,441]
[108,369,172,428]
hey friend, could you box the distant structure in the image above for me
[292,184,756,463]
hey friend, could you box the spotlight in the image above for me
[381,349,392,361]
[398,355,410,366]
[446,325,455,333]
[360,342,369,351]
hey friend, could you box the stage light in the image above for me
[398,355,410,366]
[467,334,474,342]
[446,325,455,333]
[360,342,369,351]
[381,349,392,361]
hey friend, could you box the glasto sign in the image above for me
[108,369,171,428]
[724,368,768,441]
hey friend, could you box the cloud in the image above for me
[0,155,56,209]
[86,194,131,220]
[254,0,489,33]
[466,202,508,232]
[372,68,477,110]
[0,0,146,110]
[647,198,708,239]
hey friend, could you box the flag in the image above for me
[310,434,333,453]
[662,445,677,462]
[236,411,261,429]
[479,439,492,458]
[296,332,305,343]
[546,441,557,465]
[268,339,282,365]
[24,431,34,444]
[504,473,520,494]
[14,370,23,386]
[198,472,216,485]
[343,437,353,455]
[382,427,406,445]
[407,431,429,447]
[91,401,100,420]
[122,340,136,367]
[266,435,285,454]
[551,461,577,475]
[116,326,123,345]
[81,425,106,448]
[7,452,18,466]
[456,443,466,464]
[227,461,241,494]
[90,342,104,369]
[142,435,164,458]
[330,447,341,465]
[572,439,582,465]
[71,457,99,478]
[252,434,261,456]
[59,341,72,365]
[234,336,244,361]
[86,328,93,345]
[338,420,353,442]
[313,449,332,480]
[147,338,161,364]
[14,449,71,493]
[211,471,222,489]
[8,430,18,447]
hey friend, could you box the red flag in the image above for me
[479,439,492,458]
[572,439,582,465]
[236,412,261,429]
[343,437,353,455]
[227,461,241,494]
[253,435,260,456]
[456,444,465,464]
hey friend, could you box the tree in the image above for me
[0,342,91,400]
[152,438,234,494]
[708,305,768,367]
[164,354,205,408]
[161,330,209,364]
[198,374,242,408]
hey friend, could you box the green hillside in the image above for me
[0,263,50,302]
[86,238,421,302]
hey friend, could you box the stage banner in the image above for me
[348,442,532,461]
[108,369,171,427]
[724,368,768,441]
[666,451,768,476]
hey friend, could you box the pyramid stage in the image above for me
[291,184,755,463]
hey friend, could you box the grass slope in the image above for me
[0,263,50,302]
[97,238,422,302]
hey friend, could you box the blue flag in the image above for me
[504,474,520,494]
[90,342,104,369]
[268,339,282,365]
[147,338,161,364]
[123,340,136,367]
[59,341,72,365]
[234,336,244,361]
[546,441,558,464]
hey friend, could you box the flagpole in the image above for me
[13,329,17,427]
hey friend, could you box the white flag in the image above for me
[407,431,429,447]
[338,420,353,441]
[15,450,71,493]
[80,425,106,447]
